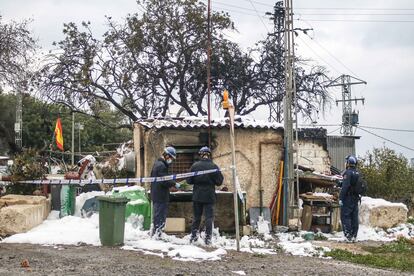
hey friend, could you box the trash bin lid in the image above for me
[96,196,130,203]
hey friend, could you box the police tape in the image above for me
[14,168,225,186]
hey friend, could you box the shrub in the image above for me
[358,147,414,211]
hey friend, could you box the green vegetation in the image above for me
[7,149,46,195]
[359,147,414,211]
[0,93,131,156]
[314,232,328,241]
[326,238,414,272]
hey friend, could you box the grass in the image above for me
[326,237,414,272]
[407,217,414,225]
[314,232,328,241]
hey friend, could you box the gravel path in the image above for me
[0,243,412,276]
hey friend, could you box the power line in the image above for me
[295,7,414,11]
[305,34,362,79]
[247,0,271,34]
[297,13,414,16]
[210,6,267,18]
[328,127,342,134]
[240,0,273,8]
[296,36,342,75]
[239,1,414,11]
[356,126,414,152]
[359,125,414,133]
[203,0,268,14]
[296,18,414,23]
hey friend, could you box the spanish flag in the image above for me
[54,118,64,151]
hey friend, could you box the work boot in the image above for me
[205,237,212,246]
[190,234,198,244]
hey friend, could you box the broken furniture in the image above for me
[300,193,340,233]
[298,169,341,233]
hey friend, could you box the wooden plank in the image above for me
[301,205,312,231]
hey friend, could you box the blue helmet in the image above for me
[345,155,357,165]
[199,146,211,155]
[164,146,177,159]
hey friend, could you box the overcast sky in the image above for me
[1,0,414,160]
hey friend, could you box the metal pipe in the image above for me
[228,106,240,251]
[207,0,212,148]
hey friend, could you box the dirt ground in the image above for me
[0,243,412,276]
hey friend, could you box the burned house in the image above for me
[133,117,332,211]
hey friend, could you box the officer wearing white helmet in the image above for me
[339,155,360,242]
[150,146,180,238]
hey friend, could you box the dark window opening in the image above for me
[168,146,200,174]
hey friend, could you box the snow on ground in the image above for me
[361,196,408,210]
[2,191,413,261]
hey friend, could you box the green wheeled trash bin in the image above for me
[97,196,130,246]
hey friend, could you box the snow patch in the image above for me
[361,196,408,210]
[256,216,270,235]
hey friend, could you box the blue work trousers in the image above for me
[340,197,359,239]
[152,202,169,236]
[191,202,214,239]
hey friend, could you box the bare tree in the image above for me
[39,0,330,124]
[0,16,36,91]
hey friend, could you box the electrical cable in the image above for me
[297,13,414,16]
[239,0,414,11]
[295,7,414,11]
[356,126,414,152]
[296,36,343,75]
[201,0,268,14]
[305,34,362,79]
[358,125,414,133]
[328,127,341,134]
[296,18,414,23]
[247,0,271,34]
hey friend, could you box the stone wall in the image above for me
[297,140,331,174]
[139,127,284,210]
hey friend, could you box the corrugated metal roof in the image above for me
[137,116,284,130]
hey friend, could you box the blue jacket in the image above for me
[188,159,224,203]
[340,167,360,201]
[150,158,175,203]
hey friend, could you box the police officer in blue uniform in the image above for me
[188,146,224,245]
[339,155,360,242]
[150,146,180,237]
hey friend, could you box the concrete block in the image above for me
[0,194,50,220]
[359,197,408,229]
[0,194,46,206]
[0,204,44,236]
[165,218,185,233]
[243,225,252,235]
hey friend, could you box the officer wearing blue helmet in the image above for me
[188,146,224,245]
[339,155,360,242]
[150,146,179,238]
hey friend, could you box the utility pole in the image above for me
[282,0,296,226]
[266,1,285,123]
[15,89,23,149]
[326,75,366,136]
